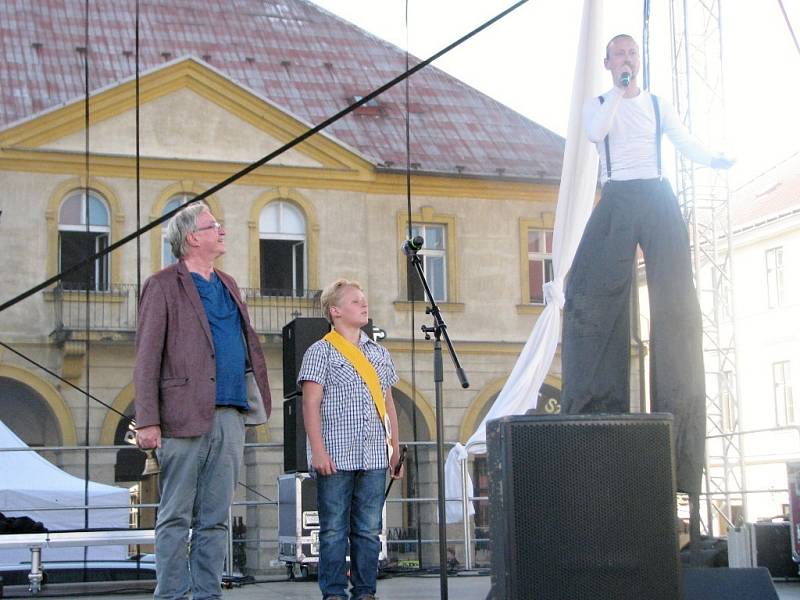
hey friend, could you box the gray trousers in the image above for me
[154,407,245,600]
[562,178,705,495]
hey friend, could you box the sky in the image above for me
[312,0,800,188]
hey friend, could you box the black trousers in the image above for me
[561,178,705,495]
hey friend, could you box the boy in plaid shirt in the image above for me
[298,278,403,600]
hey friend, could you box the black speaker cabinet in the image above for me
[753,522,796,578]
[284,395,308,473]
[487,413,679,600]
[282,317,330,398]
[682,567,779,599]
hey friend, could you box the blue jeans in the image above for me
[153,407,245,600]
[317,469,386,600]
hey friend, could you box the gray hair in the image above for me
[320,278,363,324]
[166,202,208,259]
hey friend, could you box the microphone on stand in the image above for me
[401,235,424,256]
[620,71,631,87]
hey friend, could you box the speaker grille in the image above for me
[489,414,679,599]
[283,395,308,473]
[282,317,330,398]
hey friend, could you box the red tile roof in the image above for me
[732,152,800,231]
[0,0,564,180]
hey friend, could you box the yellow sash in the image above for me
[324,330,393,456]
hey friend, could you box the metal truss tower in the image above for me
[668,0,746,534]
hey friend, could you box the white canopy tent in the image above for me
[0,419,129,564]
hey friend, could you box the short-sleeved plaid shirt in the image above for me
[297,330,398,471]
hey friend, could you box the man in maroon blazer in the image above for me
[134,202,270,600]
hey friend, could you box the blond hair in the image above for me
[320,278,363,324]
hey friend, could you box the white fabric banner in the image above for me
[444,0,606,523]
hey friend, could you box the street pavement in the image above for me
[3,572,491,599]
[6,572,800,598]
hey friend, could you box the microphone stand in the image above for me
[406,241,469,600]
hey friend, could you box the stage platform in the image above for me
[4,574,800,599]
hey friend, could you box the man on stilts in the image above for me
[561,33,733,508]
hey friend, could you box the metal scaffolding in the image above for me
[668,0,746,534]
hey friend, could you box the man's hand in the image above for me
[389,444,405,480]
[711,154,735,170]
[312,448,337,476]
[136,425,161,450]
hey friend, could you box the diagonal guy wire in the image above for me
[0,339,127,418]
[0,0,528,315]
[0,0,529,505]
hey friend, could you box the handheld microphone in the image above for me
[401,235,424,256]
[620,72,631,87]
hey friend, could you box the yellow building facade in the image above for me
[0,57,564,569]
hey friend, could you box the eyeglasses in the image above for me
[194,221,223,232]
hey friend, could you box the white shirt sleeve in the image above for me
[583,87,625,143]
[659,98,717,166]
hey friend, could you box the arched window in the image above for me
[58,190,110,291]
[259,201,306,297]
[0,377,62,447]
[390,388,431,534]
[161,194,195,267]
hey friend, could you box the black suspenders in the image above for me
[652,94,662,178]
[598,93,662,179]
[599,95,613,179]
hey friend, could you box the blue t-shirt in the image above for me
[191,272,247,409]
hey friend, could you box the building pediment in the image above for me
[0,57,372,176]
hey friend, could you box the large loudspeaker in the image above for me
[282,317,330,398]
[283,395,308,473]
[682,567,779,599]
[753,522,796,578]
[282,318,328,473]
[487,414,679,600]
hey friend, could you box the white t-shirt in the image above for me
[583,87,716,184]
